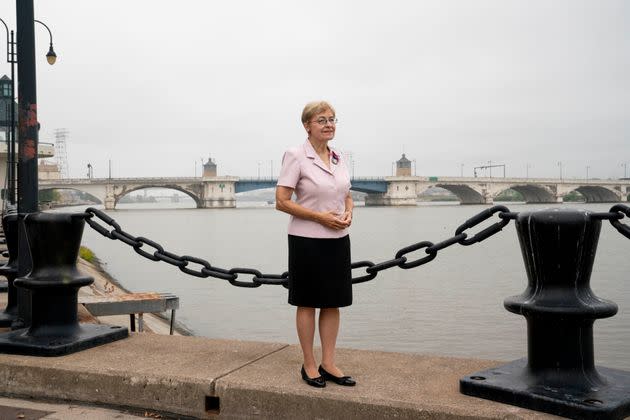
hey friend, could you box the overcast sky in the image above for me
[1,0,628,179]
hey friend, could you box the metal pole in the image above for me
[14,0,39,329]
[16,0,38,213]
[270,160,273,178]
[586,166,590,181]
[0,22,17,206]
[108,159,111,179]
[8,30,16,204]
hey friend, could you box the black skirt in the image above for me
[288,234,352,308]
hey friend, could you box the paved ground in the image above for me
[0,396,147,420]
[0,334,563,420]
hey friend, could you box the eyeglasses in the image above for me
[311,117,338,126]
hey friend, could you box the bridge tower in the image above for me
[396,153,412,176]
[365,154,418,206]
[203,157,217,178]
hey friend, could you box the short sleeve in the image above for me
[277,149,300,188]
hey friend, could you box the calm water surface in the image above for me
[67,200,630,369]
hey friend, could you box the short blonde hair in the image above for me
[301,101,336,124]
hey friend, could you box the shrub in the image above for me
[79,246,96,263]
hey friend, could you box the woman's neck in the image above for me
[308,138,329,155]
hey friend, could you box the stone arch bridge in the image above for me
[39,176,629,210]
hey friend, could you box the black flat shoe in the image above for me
[318,365,356,386]
[301,365,326,388]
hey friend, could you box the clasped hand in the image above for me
[319,210,352,230]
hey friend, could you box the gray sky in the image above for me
[1,0,628,179]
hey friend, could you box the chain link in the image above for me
[608,204,630,239]
[85,205,515,287]
[455,205,510,245]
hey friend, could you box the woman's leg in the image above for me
[296,306,318,377]
[319,307,344,376]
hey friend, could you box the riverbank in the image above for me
[77,248,193,336]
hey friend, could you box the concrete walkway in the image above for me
[0,396,146,419]
[0,334,561,419]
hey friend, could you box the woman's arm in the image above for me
[276,186,349,230]
[340,192,354,226]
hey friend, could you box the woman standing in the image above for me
[276,101,356,388]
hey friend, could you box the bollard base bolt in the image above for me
[461,358,630,420]
[0,324,128,356]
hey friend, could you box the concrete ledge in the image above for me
[0,334,287,418]
[0,334,561,419]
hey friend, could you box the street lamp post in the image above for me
[460,163,464,177]
[0,9,58,332]
[0,18,16,206]
[526,163,531,179]
[622,162,628,179]
[558,161,563,181]
[586,165,590,181]
[0,17,56,209]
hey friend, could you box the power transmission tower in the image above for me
[54,128,69,178]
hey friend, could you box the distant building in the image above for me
[203,157,217,178]
[396,153,412,176]
[0,75,16,142]
[39,160,61,180]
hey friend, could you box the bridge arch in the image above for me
[38,187,103,205]
[431,184,485,204]
[114,185,202,209]
[494,185,557,203]
[572,185,620,203]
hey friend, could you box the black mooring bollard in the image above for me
[0,214,19,327]
[460,208,630,419]
[0,212,128,356]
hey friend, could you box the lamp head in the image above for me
[46,44,56,65]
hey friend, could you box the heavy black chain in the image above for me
[84,204,630,287]
[84,207,288,288]
[350,205,514,283]
[605,204,630,239]
[85,205,518,287]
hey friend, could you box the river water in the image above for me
[67,199,630,369]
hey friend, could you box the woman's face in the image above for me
[305,109,336,143]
